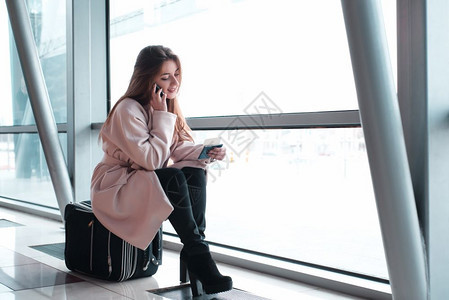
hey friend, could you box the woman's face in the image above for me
[155,60,180,100]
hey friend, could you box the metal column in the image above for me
[398,0,449,298]
[67,0,108,202]
[5,0,74,219]
[340,1,428,299]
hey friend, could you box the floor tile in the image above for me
[0,247,39,267]
[0,281,128,300]
[0,227,65,258]
[296,287,365,300]
[0,205,375,300]
[30,242,65,260]
[217,263,317,300]
[31,251,70,273]
[150,284,270,300]
[0,219,23,228]
[0,282,12,293]
[0,262,83,291]
[77,274,162,300]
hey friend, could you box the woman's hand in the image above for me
[207,146,226,161]
[150,83,167,111]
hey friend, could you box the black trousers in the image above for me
[155,167,208,255]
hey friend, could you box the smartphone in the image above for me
[155,84,165,97]
[198,144,223,159]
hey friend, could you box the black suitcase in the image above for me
[64,201,162,281]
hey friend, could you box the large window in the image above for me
[0,0,66,209]
[189,128,386,279]
[110,0,396,117]
[109,0,395,281]
[0,133,67,208]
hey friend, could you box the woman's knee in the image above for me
[181,167,206,184]
[155,167,183,179]
[156,168,187,191]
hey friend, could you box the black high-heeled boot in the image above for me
[179,248,189,284]
[180,251,233,296]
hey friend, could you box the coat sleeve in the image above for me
[108,103,177,170]
[168,139,210,170]
[171,140,204,163]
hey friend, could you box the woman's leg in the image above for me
[181,167,207,240]
[155,167,232,295]
[154,168,207,255]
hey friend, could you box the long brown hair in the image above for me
[100,45,193,142]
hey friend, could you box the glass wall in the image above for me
[0,133,67,208]
[1,0,67,127]
[0,0,66,209]
[109,0,396,117]
[109,0,395,280]
[189,128,386,278]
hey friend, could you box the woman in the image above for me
[91,45,232,295]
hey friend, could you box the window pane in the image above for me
[0,133,67,209]
[164,128,388,279]
[0,0,66,126]
[109,0,396,117]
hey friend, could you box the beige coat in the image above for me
[91,98,208,250]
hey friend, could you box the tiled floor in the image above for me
[0,205,365,299]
